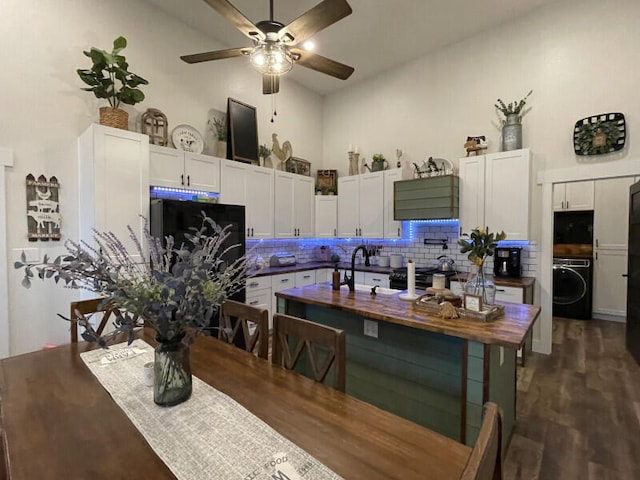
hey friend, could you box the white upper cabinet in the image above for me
[315,195,338,238]
[593,176,635,250]
[220,160,274,239]
[149,145,220,192]
[459,148,530,240]
[384,169,405,238]
[274,171,314,238]
[337,172,384,238]
[553,181,594,211]
[78,124,149,262]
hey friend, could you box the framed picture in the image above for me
[227,98,259,165]
[463,293,483,312]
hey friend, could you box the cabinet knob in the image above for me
[180,174,185,186]
[595,239,599,247]
[622,273,628,278]
[251,227,254,237]
[334,229,337,237]
[187,175,190,186]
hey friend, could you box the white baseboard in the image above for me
[592,313,626,323]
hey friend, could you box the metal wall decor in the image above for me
[285,157,311,176]
[573,112,626,155]
[316,169,337,194]
[141,108,169,146]
[26,174,61,241]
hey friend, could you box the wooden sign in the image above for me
[26,174,61,241]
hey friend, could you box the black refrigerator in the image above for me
[150,198,246,333]
[627,181,640,364]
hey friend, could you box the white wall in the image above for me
[0,0,323,355]
[322,0,640,353]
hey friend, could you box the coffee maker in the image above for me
[493,247,522,277]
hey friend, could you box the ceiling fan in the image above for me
[180,0,355,94]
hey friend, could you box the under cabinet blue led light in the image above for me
[150,186,219,202]
[408,219,459,240]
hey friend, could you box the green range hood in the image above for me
[393,175,459,220]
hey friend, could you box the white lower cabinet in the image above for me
[245,276,272,326]
[593,249,628,319]
[271,273,296,329]
[295,270,316,287]
[363,271,390,288]
[315,268,333,283]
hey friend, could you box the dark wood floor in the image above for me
[504,317,640,479]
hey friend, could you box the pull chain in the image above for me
[270,94,278,123]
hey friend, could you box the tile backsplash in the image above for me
[248,222,538,277]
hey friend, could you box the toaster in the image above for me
[269,253,296,267]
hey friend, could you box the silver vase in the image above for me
[501,114,522,151]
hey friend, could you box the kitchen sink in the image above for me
[343,284,401,295]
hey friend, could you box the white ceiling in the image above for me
[144,0,560,95]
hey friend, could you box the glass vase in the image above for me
[154,336,192,407]
[465,264,496,306]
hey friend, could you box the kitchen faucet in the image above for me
[343,245,371,292]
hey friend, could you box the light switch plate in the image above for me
[363,319,378,338]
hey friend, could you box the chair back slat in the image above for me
[272,314,345,391]
[461,402,503,480]
[69,298,113,343]
[219,300,269,359]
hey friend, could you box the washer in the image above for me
[552,258,592,320]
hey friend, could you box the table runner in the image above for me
[80,340,343,480]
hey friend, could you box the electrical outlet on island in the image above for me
[363,319,378,338]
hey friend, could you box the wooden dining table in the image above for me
[0,329,471,479]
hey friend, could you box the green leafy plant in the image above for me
[258,144,271,159]
[494,90,533,123]
[372,153,386,163]
[14,215,248,347]
[77,36,149,108]
[209,115,227,141]
[575,120,622,155]
[458,227,506,266]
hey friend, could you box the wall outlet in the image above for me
[363,319,378,338]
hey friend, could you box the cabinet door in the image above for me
[295,270,316,287]
[363,271,389,288]
[315,268,332,283]
[552,184,566,211]
[384,169,404,238]
[246,289,272,328]
[484,149,530,240]
[274,171,295,238]
[149,145,185,189]
[271,273,295,325]
[593,249,628,317]
[246,167,274,239]
[184,152,220,193]
[315,196,337,237]
[220,160,248,206]
[459,156,485,237]
[337,176,360,237]
[565,181,594,211]
[294,175,315,237]
[594,177,635,249]
[359,172,384,238]
[494,285,524,303]
[78,125,149,263]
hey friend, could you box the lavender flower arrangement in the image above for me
[15,215,248,347]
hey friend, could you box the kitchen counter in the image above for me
[276,283,539,349]
[276,283,541,447]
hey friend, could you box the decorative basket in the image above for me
[99,106,129,130]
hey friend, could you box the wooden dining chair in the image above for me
[218,300,269,359]
[69,298,117,343]
[271,313,346,391]
[460,402,503,480]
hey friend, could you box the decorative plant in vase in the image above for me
[458,227,506,306]
[77,36,149,130]
[208,115,227,157]
[494,89,533,151]
[258,144,272,167]
[15,215,248,406]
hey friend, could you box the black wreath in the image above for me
[575,120,622,155]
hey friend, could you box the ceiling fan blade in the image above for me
[180,47,251,64]
[291,49,354,80]
[201,0,265,41]
[263,75,280,95]
[278,0,352,45]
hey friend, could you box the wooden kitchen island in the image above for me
[276,283,540,447]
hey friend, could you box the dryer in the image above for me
[553,258,593,320]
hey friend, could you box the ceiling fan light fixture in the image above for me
[250,42,293,75]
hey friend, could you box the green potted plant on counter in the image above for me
[77,36,149,130]
[458,226,506,305]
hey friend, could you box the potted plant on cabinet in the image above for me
[77,36,149,130]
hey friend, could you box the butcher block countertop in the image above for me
[276,283,540,349]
